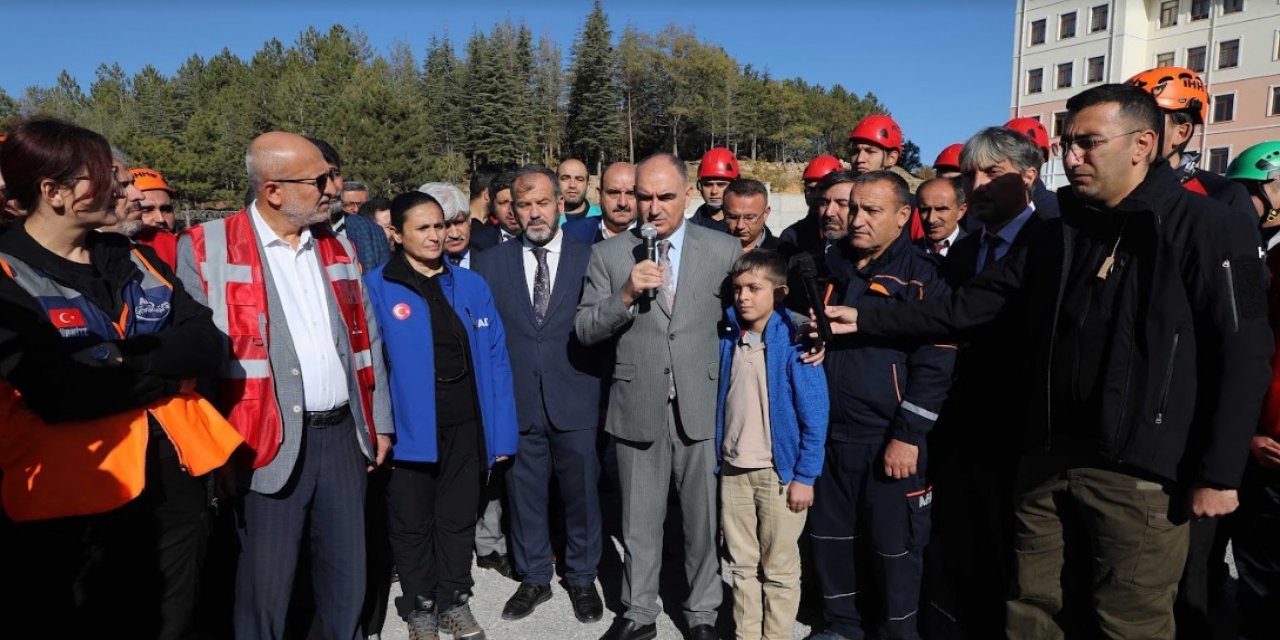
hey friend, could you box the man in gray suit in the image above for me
[176,132,393,639]
[576,153,741,640]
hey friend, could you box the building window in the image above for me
[1188,46,1207,73]
[1060,12,1077,39]
[1028,68,1044,94]
[1219,39,1240,69]
[1091,4,1109,32]
[1030,19,1046,45]
[1208,148,1231,174]
[1224,0,1244,14]
[1271,86,1280,116]
[1087,56,1105,83]
[1057,62,1074,89]
[1191,0,1210,20]
[1053,111,1068,137]
[1157,51,1176,67]
[1160,0,1179,28]
[1213,93,1235,123]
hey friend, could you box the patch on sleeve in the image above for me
[1231,255,1268,321]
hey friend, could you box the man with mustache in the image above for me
[558,157,602,221]
[418,182,479,269]
[564,162,637,245]
[914,177,967,258]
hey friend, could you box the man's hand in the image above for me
[883,438,919,479]
[800,341,825,366]
[494,455,510,463]
[621,260,664,306]
[369,434,392,472]
[824,306,858,335]
[1251,435,1280,469]
[787,481,814,512]
[1189,485,1239,519]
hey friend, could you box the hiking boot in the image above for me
[438,591,485,640]
[404,596,439,640]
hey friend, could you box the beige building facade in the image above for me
[1010,0,1280,187]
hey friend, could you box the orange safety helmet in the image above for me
[933,144,964,171]
[1126,66,1208,124]
[802,155,843,181]
[698,147,740,180]
[130,167,173,193]
[849,114,903,152]
[1003,117,1051,162]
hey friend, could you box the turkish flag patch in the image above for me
[49,308,87,329]
[392,303,412,320]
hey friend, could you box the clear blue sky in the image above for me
[0,0,1013,163]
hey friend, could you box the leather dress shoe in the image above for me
[501,582,551,620]
[476,551,518,580]
[599,617,657,640]
[688,623,718,640]
[566,583,604,622]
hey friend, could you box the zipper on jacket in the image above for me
[1155,332,1180,425]
[1222,260,1239,332]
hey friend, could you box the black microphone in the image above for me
[794,255,833,346]
[641,223,658,300]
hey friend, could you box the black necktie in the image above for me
[983,233,1002,271]
[532,247,550,325]
[449,254,462,266]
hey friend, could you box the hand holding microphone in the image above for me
[622,223,664,306]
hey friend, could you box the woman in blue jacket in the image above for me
[364,190,517,640]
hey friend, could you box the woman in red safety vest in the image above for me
[0,118,242,639]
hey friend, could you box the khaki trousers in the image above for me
[721,465,808,640]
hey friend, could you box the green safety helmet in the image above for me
[1226,141,1280,183]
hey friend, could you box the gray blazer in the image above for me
[575,222,741,443]
[176,218,393,495]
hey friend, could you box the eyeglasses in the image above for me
[271,168,339,192]
[1060,130,1142,158]
[724,213,763,224]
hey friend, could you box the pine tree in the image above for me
[565,0,621,171]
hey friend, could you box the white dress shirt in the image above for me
[933,225,962,257]
[522,229,564,304]
[250,203,349,411]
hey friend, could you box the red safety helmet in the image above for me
[802,155,843,181]
[849,114,903,152]
[1126,66,1209,125]
[933,144,964,172]
[698,147,740,180]
[1004,117,1051,162]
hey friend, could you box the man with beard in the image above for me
[914,177,967,258]
[131,167,179,268]
[99,149,146,239]
[784,170,855,317]
[688,147,739,234]
[473,165,607,625]
[564,162,637,245]
[780,155,844,257]
[176,131,393,639]
[559,157,602,221]
[489,171,523,246]
[307,138,391,272]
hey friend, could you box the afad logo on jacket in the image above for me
[135,296,171,322]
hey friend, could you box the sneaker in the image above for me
[439,592,485,640]
[405,607,439,640]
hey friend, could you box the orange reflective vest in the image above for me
[185,210,377,468]
[0,249,243,522]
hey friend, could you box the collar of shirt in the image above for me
[942,225,961,247]
[983,202,1036,248]
[600,219,635,239]
[522,227,564,255]
[250,201,314,253]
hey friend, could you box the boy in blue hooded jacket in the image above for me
[716,249,829,640]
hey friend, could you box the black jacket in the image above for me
[1031,178,1060,219]
[0,226,225,423]
[687,204,729,234]
[857,162,1272,488]
[822,232,956,446]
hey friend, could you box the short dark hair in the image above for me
[357,196,391,220]
[816,170,857,194]
[0,117,114,213]
[512,165,561,200]
[488,170,515,202]
[305,137,342,170]
[731,249,787,287]
[724,178,769,202]
[919,176,965,207]
[1065,83,1161,134]
[470,163,503,200]
[389,191,441,233]
[850,170,912,211]
[1167,110,1196,155]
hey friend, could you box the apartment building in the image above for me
[1010,0,1280,187]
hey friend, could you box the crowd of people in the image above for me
[0,64,1278,640]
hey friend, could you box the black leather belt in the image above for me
[305,405,351,428]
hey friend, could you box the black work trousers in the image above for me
[0,433,210,639]
[387,423,481,618]
[1235,459,1280,640]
